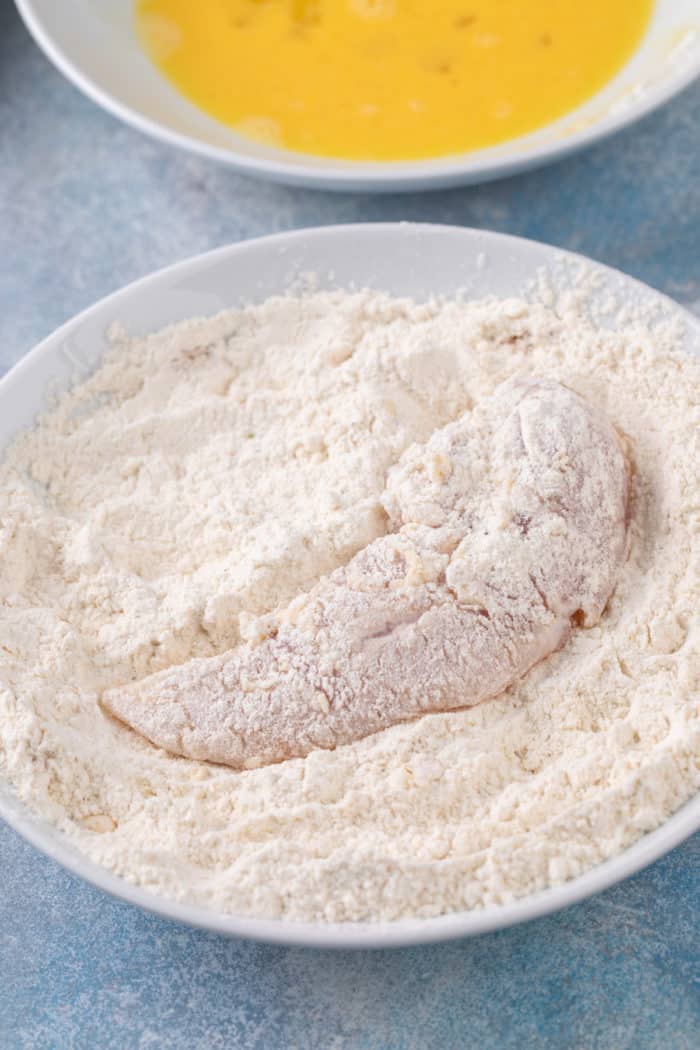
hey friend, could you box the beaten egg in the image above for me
[137,0,654,161]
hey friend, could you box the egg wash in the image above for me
[137,1,653,162]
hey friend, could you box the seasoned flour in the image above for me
[0,286,698,921]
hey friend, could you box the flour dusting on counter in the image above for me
[0,286,698,922]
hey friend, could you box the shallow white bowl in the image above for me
[15,0,700,191]
[1,224,699,947]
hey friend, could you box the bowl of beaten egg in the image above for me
[15,0,700,189]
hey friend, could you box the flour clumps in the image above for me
[0,284,698,922]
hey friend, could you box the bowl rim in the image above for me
[4,785,700,949]
[14,0,700,191]
[1,222,699,949]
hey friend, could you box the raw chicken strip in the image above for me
[102,377,630,769]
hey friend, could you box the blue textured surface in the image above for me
[1,4,699,1047]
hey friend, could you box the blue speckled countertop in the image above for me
[1,4,699,1047]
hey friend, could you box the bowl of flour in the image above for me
[0,224,698,948]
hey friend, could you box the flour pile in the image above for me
[0,285,698,921]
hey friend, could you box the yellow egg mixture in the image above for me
[138,0,653,160]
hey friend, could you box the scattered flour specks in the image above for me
[0,285,698,922]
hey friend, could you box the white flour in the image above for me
[0,286,698,922]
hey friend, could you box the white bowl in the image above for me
[15,0,700,192]
[1,224,699,948]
